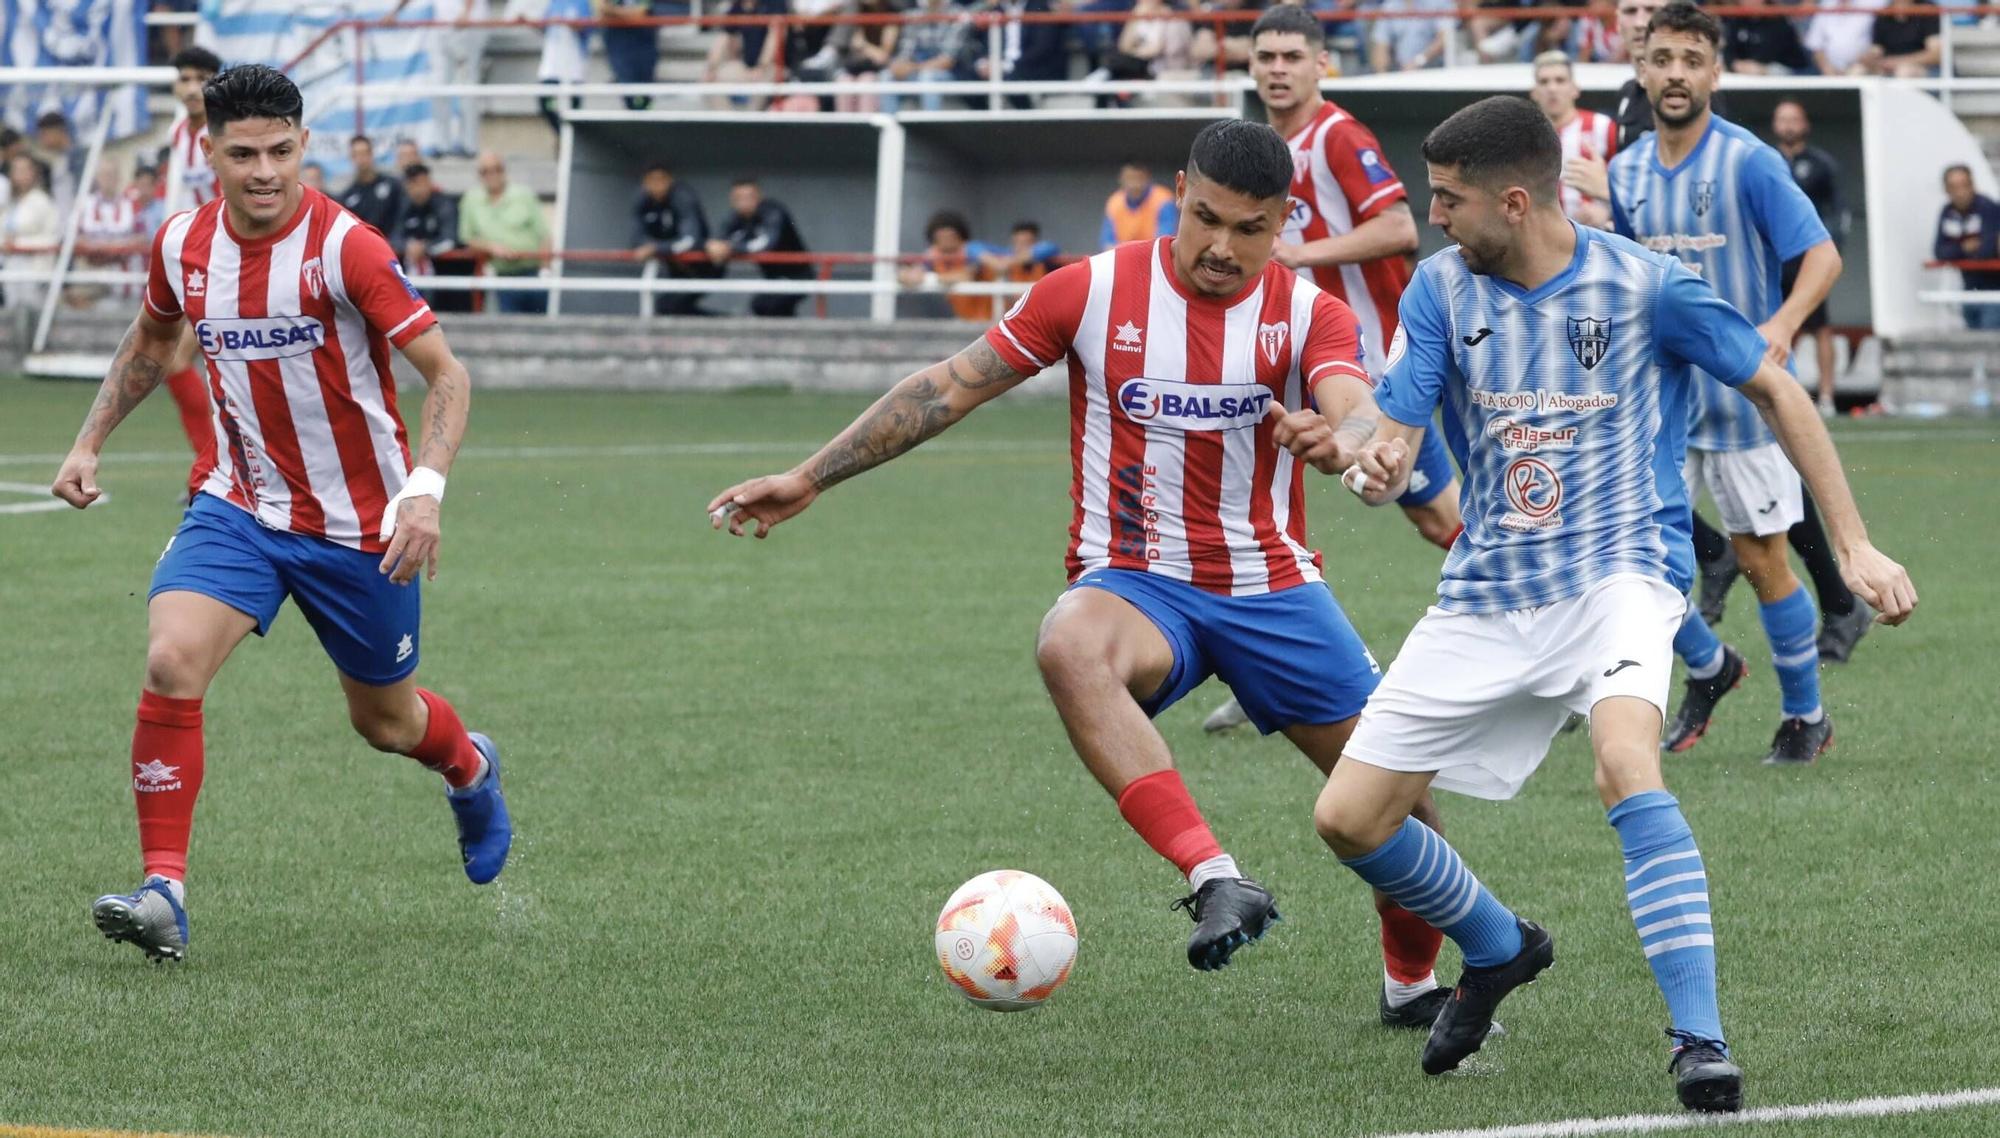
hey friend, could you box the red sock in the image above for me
[1115,770,1224,875]
[1375,894,1444,984]
[133,691,204,882]
[163,367,215,498]
[1430,523,1465,552]
[407,689,482,788]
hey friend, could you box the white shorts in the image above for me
[1344,573,1687,801]
[1684,443,1803,537]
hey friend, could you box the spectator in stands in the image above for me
[301,162,327,192]
[1,153,59,309]
[1531,51,1615,229]
[703,0,787,110]
[1100,161,1177,248]
[460,151,552,314]
[395,139,423,170]
[1098,0,1197,105]
[538,0,594,129]
[831,0,902,113]
[1935,164,2000,331]
[70,161,141,309]
[1806,0,1882,77]
[1724,0,1810,74]
[1771,100,1846,409]
[130,165,165,236]
[706,178,812,316]
[399,164,474,314]
[1854,2,1938,76]
[634,162,716,316]
[885,0,970,111]
[897,209,985,320]
[600,0,664,111]
[1369,0,1452,72]
[339,136,407,235]
[1190,0,1269,73]
[973,220,1060,282]
[32,111,80,221]
[963,0,1069,109]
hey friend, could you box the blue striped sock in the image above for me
[1674,609,1724,677]
[1759,586,1821,718]
[1340,816,1523,968]
[1610,790,1725,1045]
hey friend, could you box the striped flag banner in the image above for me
[0,0,150,138]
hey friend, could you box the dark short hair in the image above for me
[731,177,759,189]
[134,165,158,180]
[1186,119,1293,203]
[643,162,671,177]
[1422,95,1562,203]
[1945,163,1973,183]
[1250,4,1326,50]
[405,163,431,180]
[204,65,304,132]
[35,111,69,133]
[925,210,971,242]
[350,134,374,151]
[303,160,325,172]
[171,46,223,75]
[1646,1,1722,47]
[0,127,20,149]
[1011,220,1040,236]
[1119,158,1146,173]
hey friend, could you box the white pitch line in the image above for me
[0,439,1062,468]
[1368,1086,2000,1138]
[0,480,104,514]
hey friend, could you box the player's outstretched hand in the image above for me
[708,472,818,539]
[50,448,102,509]
[1265,401,1343,474]
[379,496,442,585]
[1344,437,1410,506]
[1840,542,1917,626]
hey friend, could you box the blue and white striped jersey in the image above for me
[1376,224,1766,614]
[1608,115,1828,452]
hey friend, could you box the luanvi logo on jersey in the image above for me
[1567,317,1611,370]
[1692,180,1716,217]
[185,269,205,297]
[133,759,182,793]
[1117,378,1273,431]
[1113,320,1145,354]
[195,316,326,361]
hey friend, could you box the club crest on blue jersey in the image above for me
[1691,180,1716,217]
[1566,316,1611,371]
[1358,149,1394,186]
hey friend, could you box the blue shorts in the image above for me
[1072,569,1381,734]
[150,494,422,686]
[1397,428,1456,509]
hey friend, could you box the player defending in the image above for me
[1609,3,1845,764]
[711,121,1465,1025]
[161,46,224,502]
[49,65,512,963]
[1316,96,1914,1109]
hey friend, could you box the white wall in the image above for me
[1862,82,1999,336]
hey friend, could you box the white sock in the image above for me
[1686,648,1725,680]
[1382,969,1440,1008]
[1187,853,1240,892]
[448,753,490,796]
[1800,706,1825,724]
[145,875,186,906]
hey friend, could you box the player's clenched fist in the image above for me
[1344,437,1410,505]
[1264,401,1344,474]
[50,448,103,509]
[1839,543,1918,626]
[708,472,819,539]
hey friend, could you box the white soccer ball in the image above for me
[933,869,1078,1012]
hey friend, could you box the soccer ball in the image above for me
[933,870,1078,1012]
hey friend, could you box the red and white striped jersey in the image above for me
[144,187,438,553]
[1555,109,1618,221]
[165,114,217,212]
[1282,99,1411,379]
[77,190,139,246]
[984,238,1368,596]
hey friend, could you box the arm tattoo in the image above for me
[75,321,170,447]
[942,338,1022,392]
[416,366,467,471]
[804,373,957,491]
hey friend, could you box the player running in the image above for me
[710,121,1464,1024]
[1316,95,1914,1110]
[48,65,512,963]
[161,46,224,503]
[1608,3,1846,764]
[1203,4,1466,737]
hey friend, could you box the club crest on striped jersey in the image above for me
[302,256,325,299]
[1258,321,1289,367]
[1691,180,1716,217]
[195,315,327,361]
[1566,316,1611,370]
[1117,378,1273,431]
